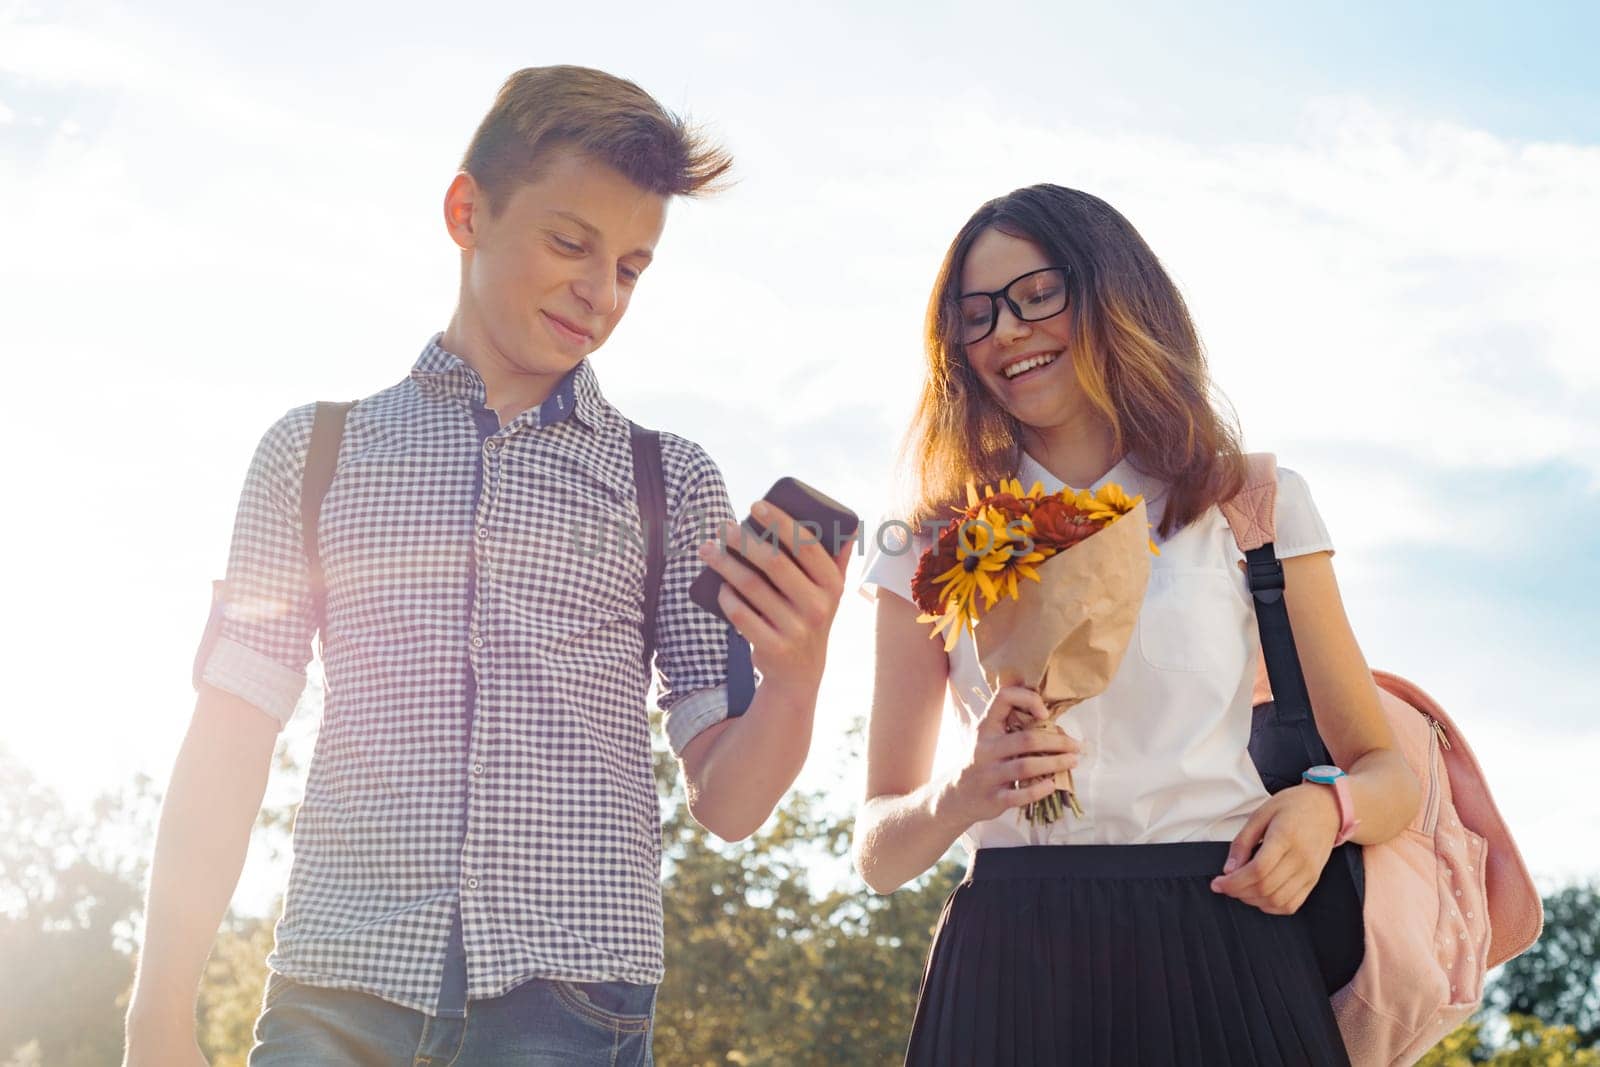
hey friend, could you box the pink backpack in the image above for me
[1219,453,1543,1066]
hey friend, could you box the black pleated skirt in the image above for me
[905,843,1350,1067]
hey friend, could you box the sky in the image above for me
[3,0,1598,907]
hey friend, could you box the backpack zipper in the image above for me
[1425,713,1452,751]
[1421,712,1442,835]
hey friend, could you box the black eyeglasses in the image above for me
[956,266,1070,344]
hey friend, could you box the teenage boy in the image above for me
[124,65,849,1066]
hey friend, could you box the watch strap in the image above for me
[1330,774,1360,846]
[1304,766,1360,846]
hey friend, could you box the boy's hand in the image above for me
[696,502,852,694]
[124,1009,209,1066]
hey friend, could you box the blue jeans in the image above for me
[249,972,657,1066]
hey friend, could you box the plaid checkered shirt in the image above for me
[198,334,737,1013]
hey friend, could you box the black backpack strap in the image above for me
[725,624,755,717]
[1245,540,1364,993]
[629,421,754,716]
[1244,543,1330,767]
[630,422,668,668]
[303,401,355,640]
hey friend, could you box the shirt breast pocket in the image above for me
[1136,567,1250,674]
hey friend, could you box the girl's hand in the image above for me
[1210,783,1342,915]
[936,686,1082,829]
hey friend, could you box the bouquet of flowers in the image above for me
[911,478,1158,824]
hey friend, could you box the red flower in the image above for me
[1030,497,1099,550]
[911,519,962,615]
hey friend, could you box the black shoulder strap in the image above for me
[303,401,355,638]
[629,421,755,715]
[1245,543,1330,767]
[1244,541,1366,993]
[629,422,668,668]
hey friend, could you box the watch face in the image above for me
[1303,764,1344,783]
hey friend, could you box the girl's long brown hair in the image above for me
[900,185,1245,539]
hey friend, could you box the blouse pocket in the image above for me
[1137,568,1249,673]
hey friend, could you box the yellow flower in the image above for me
[1068,482,1139,524]
[996,476,1045,501]
[918,600,971,651]
[1004,547,1047,599]
[1096,482,1137,513]
[918,495,1055,649]
[920,476,1158,652]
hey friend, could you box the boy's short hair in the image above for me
[461,65,732,213]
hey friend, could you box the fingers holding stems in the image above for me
[944,686,1084,825]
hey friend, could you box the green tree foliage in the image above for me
[0,750,155,1066]
[650,739,963,1065]
[1487,883,1600,1047]
[195,912,276,1067]
[0,741,295,1066]
[1417,1018,1487,1066]
[1419,1015,1600,1065]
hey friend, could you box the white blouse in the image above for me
[860,452,1334,855]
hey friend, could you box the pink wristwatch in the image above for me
[1302,765,1360,847]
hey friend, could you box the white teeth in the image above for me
[1003,352,1059,380]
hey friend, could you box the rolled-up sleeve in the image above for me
[196,405,319,727]
[652,435,739,757]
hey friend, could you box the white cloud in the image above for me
[0,18,156,88]
[1444,720,1600,889]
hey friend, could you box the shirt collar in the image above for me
[1017,450,1168,513]
[408,333,607,433]
[563,359,609,433]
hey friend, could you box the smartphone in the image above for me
[689,476,861,622]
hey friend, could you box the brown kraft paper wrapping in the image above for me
[974,498,1153,793]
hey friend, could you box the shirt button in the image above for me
[467,877,480,890]
[471,635,485,649]
[472,761,485,776]
[485,439,499,452]
[476,527,489,540]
